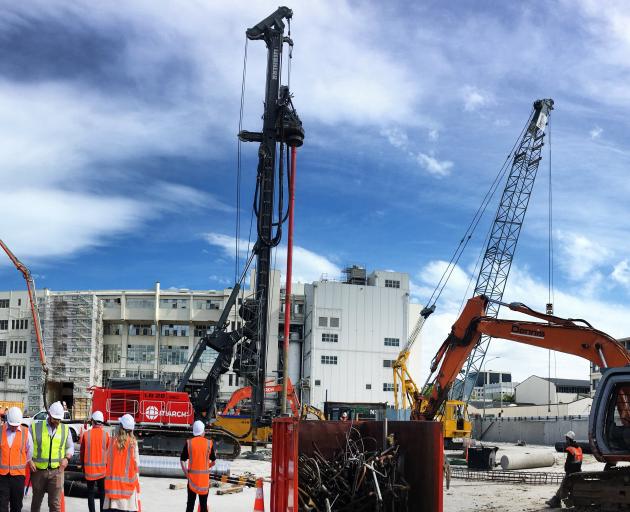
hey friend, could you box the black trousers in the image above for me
[0,474,25,512]
[87,478,105,512]
[186,487,208,512]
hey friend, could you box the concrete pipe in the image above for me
[499,452,555,470]
[139,455,231,478]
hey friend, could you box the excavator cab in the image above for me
[590,367,630,462]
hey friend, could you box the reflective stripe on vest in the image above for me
[567,446,583,462]
[84,427,109,480]
[0,426,27,476]
[104,439,138,500]
[187,437,211,495]
[30,421,68,470]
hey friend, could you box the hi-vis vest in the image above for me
[82,427,109,480]
[104,439,138,500]
[567,446,583,462]
[30,421,68,470]
[0,425,27,476]
[187,437,212,495]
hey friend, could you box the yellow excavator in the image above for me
[392,305,472,448]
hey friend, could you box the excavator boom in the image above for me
[417,295,630,422]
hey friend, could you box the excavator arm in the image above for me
[221,379,300,417]
[415,295,630,421]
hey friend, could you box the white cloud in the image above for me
[416,152,453,177]
[428,129,439,141]
[462,85,490,112]
[556,231,611,281]
[612,259,630,286]
[590,126,603,139]
[204,232,341,284]
[380,127,408,149]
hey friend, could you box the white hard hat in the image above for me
[193,420,205,437]
[48,402,65,420]
[120,414,135,431]
[341,411,348,417]
[92,411,105,423]
[565,430,576,440]
[6,407,22,427]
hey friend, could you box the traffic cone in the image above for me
[253,477,264,511]
[60,492,65,512]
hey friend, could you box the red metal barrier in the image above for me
[271,418,299,511]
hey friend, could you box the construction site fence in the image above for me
[473,416,589,446]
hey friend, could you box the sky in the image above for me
[1,0,630,384]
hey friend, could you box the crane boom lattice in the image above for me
[458,98,554,402]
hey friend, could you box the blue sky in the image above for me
[2,1,630,381]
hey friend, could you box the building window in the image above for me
[321,355,338,365]
[321,333,338,343]
[9,340,27,354]
[318,317,328,327]
[0,321,7,331]
[294,304,304,315]
[329,317,340,328]
[0,300,8,308]
[228,374,234,386]
[0,340,5,356]
[383,383,395,392]
[194,324,215,337]
[102,369,120,385]
[126,298,155,309]
[384,279,400,289]
[159,345,188,365]
[366,384,372,390]
[193,299,220,310]
[104,323,123,336]
[127,344,155,364]
[160,298,188,309]
[382,359,395,368]
[0,367,5,382]
[11,320,28,330]
[102,298,121,308]
[103,344,121,364]
[17,299,21,306]
[314,379,321,386]
[129,324,156,336]
[161,324,189,337]
[384,337,400,347]
[9,365,25,380]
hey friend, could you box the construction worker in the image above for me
[340,411,349,422]
[104,414,140,512]
[0,407,32,512]
[180,420,216,512]
[29,401,74,512]
[81,411,109,512]
[546,430,583,508]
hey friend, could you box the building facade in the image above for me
[301,269,410,410]
[515,375,591,405]
[0,266,411,414]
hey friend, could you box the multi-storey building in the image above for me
[0,266,412,415]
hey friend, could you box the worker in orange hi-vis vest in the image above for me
[104,414,140,512]
[0,407,32,512]
[81,411,110,512]
[546,430,584,508]
[180,420,216,512]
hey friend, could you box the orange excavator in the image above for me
[214,379,300,444]
[416,294,630,508]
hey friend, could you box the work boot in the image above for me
[545,496,561,508]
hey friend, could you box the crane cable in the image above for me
[424,108,534,316]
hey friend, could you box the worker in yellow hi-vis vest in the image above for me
[29,402,74,512]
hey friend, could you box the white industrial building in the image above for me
[515,375,591,405]
[0,266,412,415]
[301,268,410,412]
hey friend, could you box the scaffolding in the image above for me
[28,293,103,415]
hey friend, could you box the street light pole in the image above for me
[481,356,500,418]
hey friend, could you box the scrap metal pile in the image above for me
[298,428,409,511]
